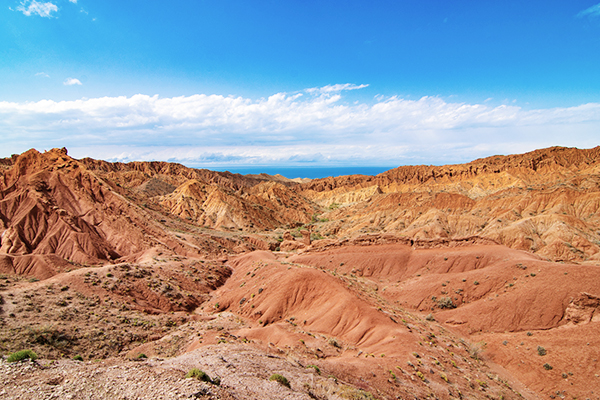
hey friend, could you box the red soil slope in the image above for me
[288,238,600,400]
[209,249,531,399]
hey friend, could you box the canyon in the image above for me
[0,146,599,399]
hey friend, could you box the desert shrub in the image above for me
[537,346,546,356]
[73,355,84,361]
[186,368,212,383]
[135,353,147,360]
[437,297,456,309]
[269,373,290,388]
[328,337,341,348]
[468,342,485,360]
[186,368,220,385]
[338,386,376,399]
[307,364,320,374]
[7,350,37,363]
[543,363,553,370]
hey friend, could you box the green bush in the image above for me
[269,373,290,388]
[307,364,320,374]
[7,350,38,363]
[186,368,211,382]
[186,368,219,385]
[73,355,84,361]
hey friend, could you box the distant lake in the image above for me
[204,166,397,179]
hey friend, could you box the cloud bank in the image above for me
[1,86,598,167]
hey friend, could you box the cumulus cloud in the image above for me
[16,0,58,17]
[577,3,600,17]
[63,78,82,86]
[0,88,598,167]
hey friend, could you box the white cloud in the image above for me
[0,88,598,166]
[16,0,58,17]
[35,72,50,78]
[305,83,369,95]
[69,0,77,3]
[577,3,600,17]
[63,78,82,86]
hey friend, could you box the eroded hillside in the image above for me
[301,146,600,263]
[0,146,599,399]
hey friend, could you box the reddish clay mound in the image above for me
[478,321,600,399]
[287,239,600,399]
[54,258,232,314]
[216,251,415,351]
[205,250,531,400]
[0,254,73,279]
[290,241,600,333]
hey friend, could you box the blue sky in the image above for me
[1,0,600,169]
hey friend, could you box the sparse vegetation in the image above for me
[468,341,485,360]
[543,363,553,370]
[307,364,321,374]
[537,346,546,356]
[437,297,456,309]
[186,368,212,383]
[7,349,37,362]
[338,386,375,399]
[269,373,290,388]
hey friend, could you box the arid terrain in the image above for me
[0,146,599,399]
